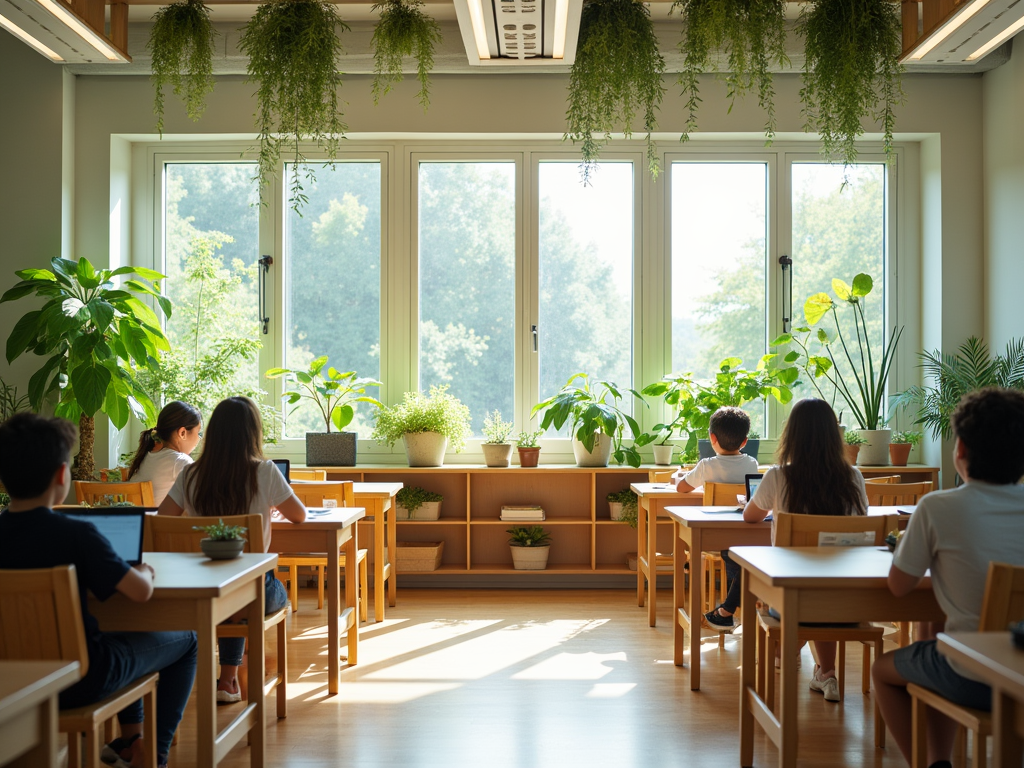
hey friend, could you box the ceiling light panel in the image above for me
[0,0,129,63]
[903,0,1024,64]
[454,0,582,66]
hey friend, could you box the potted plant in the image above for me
[395,486,443,520]
[266,355,382,466]
[844,430,867,465]
[0,376,30,424]
[1,257,170,480]
[193,518,247,560]
[516,429,543,468]
[889,431,922,467]
[371,0,441,111]
[481,410,515,468]
[507,525,552,570]
[532,373,651,468]
[372,385,472,467]
[606,487,638,523]
[147,0,217,136]
[565,0,665,183]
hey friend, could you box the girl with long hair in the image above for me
[742,397,869,702]
[157,396,306,702]
[127,401,202,504]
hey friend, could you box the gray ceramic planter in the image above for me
[306,431,357,466]
[200,538,244,560]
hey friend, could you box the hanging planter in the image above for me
[798,0,904,167]
[147,0,218,136]
[565,0,666,184]
[371,0,442,111]
[673,0,788,143]
[239,0,348,213]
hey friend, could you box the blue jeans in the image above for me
[219,572,288,667]
[60,631,198,761]
[718,550,743,613]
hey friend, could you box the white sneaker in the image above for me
[809,666,840,702]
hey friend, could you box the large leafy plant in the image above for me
[565,0,666,183]
[371,0,441,111]
[2,257,171,479]
[372,384,472,451]
[267,355,382,433]
[147,0,218,136]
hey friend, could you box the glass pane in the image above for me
[159,163,263,430]
[284,162,382,439]
[791,164,886,420]
[418,162,516,435]
[670,162,768,434]
[538,162,634,433]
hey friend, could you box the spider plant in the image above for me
[371,0,442,111]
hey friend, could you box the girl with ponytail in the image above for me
[127,401,202,504]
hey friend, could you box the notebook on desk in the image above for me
[60,507,150,565]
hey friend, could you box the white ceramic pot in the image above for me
[609,501,624,521]
[396,501,442,521]
[572,433,612,467]
[856,429,892,466]
[652,444,675,466]
[510,545,550,570]
[481,443,513,468]
[403,432,448,467]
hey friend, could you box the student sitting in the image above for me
[126,401,202,505]
[670,407,759,633]
[742,398,869,701]
[872,387,1024,768]
[158,396,305,703]
[0,413,197,768]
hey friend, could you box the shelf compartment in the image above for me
[396,521,467,568]
[469,471,590,520]
[470,524,591,569]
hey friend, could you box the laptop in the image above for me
[60,507,151,565]
[745,474,763,504]
[272,458,290,484]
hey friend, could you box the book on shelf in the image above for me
[500,505,545,521]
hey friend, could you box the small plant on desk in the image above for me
[193,519,247,540]
[193,518,248,559]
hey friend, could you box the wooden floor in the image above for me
[168,587,910,768]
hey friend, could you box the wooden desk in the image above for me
[666,508,772,690]
[730,545,944,768]
[353,482,401,621]
[90,552,276,768]
[0,661,80,768]
[858,464,940,486]
[938,632,1024,767]
[630,482,702,626]
[270,507,364,694]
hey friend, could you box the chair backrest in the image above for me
[703,482,746,506]
[75,480,155,507]
[0,565,90,677]
[773,512,898,547]
[864,475,901,484]
[290,468,328,482]
[865,481,933,507]
[289,481,354,508]
[979,562,1024,631]
[648,469,675,484]
[145,513,265,553]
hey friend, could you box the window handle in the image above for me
[532,324,538,353]
[779,255,792,334]
[258,255,273,335]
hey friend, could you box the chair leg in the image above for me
[898,621,910,647]
[756,619,766,702]
[143,686,158,768]
[837,641,846,701]
[717,559,726,650]
[67,729,82,768]
[972,729,986,768]
[873,638,885,749]
[277,617,288,718]
[317,565,325,610]
[103,718,115,743]
[911,692,929,768]
[289,565,299,612]
[765,629,776,713]
[359,553,368,623]
[953,726,967,768]
[84,726,101,768]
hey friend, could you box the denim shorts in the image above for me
[893,639,992,711]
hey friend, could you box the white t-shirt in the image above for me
[131,448,193,505]
[166,459,295,551]
[751,465,869,543]
[679,453,760,489]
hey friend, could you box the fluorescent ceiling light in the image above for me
[906,0,990,60]
[466,0,491,60]
[553,0,569,59]
[967,13,1024,60]
[35,0,126,61]
[0,12,63,60]
[453,0,582,65]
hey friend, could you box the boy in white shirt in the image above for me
[672,406,759,631]
[872,387,1024,768]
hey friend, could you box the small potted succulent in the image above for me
[606,487,638,523]
[889,431,922,467]
[481,410,515,468]
[507,525,552,570]
[372,385,472,467]
[844,430,868,465]
[193,519,247,560]
[515,430,543,468]
[395,486,444,520]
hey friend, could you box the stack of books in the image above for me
[500,505,545,522]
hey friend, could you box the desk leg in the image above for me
[648,499,659,627]
[637,499,648,607]
[386,500,396,608]
[688,527,703,690]
[246,576,266,767]
[739,570,756,768]
[673,522,685,668]
[778,592,800,768]
[373,504,386,623]
[994,689,1024,767]
[9,697,58,768]
[196,602,217,768]
[327,540,340,695]
[343,525,359,667]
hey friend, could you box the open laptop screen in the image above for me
[272,458,290,484]
[745,474,763,504]
[60,507,150,565]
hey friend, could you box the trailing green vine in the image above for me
[239,0,348,213]
[147,0,218,136]
[798,0,904,167]
[371,0,442,111]
[565,0,666,184]
[673,0,788,143]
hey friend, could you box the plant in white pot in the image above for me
[606,487,638,523]
[481,410,515,468]
[507,525,552,570]
[193,518,247,560]
[395,486,443,520]
[372,384,471,467]
[266,355,382,466]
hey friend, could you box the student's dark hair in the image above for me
[0,413,78,499]
[777,398,866,517]
[127,401,201,480]
[183,396,263,517]
[709,406,751,452]
[951,387,1024,484]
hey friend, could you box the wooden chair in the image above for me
[279,481,369,623]
[865,481,933,507]
[290,468,327,481]
[145,514,289,718]
[0,565,158,768]
[648,469,675,483]
[74,480,155,507]
[909,562,1024,768]
[701,483,747,647]
[757,512,898,748]
[864,475,901,484]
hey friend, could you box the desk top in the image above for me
[353,482,402,497]
[0,660,80,717]
[729,545,906,587]
[138,552,277,597]
[630,482,703,498]
[938,632,1024,698]
[667,507,769,526]
[271,508,365,530]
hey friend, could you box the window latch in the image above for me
[258,255,273,335]
[531,324,538,353]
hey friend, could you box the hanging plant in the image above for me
[673,0,788,143]
[371,0,442,111]
[147,0,218,136]
[239,0,348,213]
[798,0,904,167]
[565,0,666,184]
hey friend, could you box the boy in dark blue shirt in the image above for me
[0,413,197,768]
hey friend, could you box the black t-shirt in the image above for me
[0,507,131,660]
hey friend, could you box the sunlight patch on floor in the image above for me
[284,679,462,704]
[513,651,626,680]
[585,682,637,698]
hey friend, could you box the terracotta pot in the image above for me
[843,443,861,465]
[517,447,540,468]
[889,443,913,466]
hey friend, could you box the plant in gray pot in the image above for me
[371,385,471,467]
[193,519,247,560]
[481,410,515,468]
[266,355,382,467]
[507,525,552,570]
